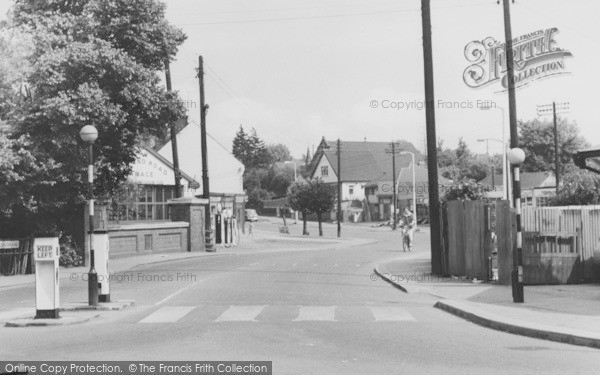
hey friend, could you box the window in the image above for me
[321,166,328,176]
[109,185,175,222]
[349,185,354,195]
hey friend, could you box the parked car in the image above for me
[245,209,259,222]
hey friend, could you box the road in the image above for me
[0,219,598,374]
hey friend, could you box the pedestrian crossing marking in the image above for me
[369,306,416,321]
[294,306,336,321]
[139,306,196,323]
[215,305,266,322]
[136,305,419,324]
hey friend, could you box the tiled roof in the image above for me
[397,164,453,186]
[480,171,555,190]
[316,140,412,182]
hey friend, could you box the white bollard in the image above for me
[94,231,110,302]
[34,237,60,319]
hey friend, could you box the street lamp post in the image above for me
[480,105,509,202]
[80,125,98,306]
[400,151,417,228]
[285,161,298,224]
[477,138,504,195]
[508,147,526,303]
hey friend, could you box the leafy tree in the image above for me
[267,143,292,163]
[288,181,312,235]
[263,167,295,197]
[519,117,588,173]
[0,0,186,236]
[246,188,271,213]
[551,166,600,206]
[308,179,337,236]
[232,125,273,169]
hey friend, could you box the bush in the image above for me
[442,179,490,201]
[59,235,83,268]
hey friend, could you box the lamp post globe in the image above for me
[79,125,98,144]
[508,147,525,165]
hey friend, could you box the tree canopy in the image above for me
[0,0,187,236]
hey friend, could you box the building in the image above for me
[480,171,556,207]
[309,138,414,222]
[84,122,246,258]
[158,121,246,220]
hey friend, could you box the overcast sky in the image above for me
[4,0,599,159]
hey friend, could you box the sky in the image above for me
[3,0,599,159]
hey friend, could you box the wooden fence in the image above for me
[443,200,491,280]
[521,206,600,281]
[0,238,35,276]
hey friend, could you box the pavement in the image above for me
[374,252,600,349]
[0,219,375,326]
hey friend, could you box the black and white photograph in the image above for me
[1,0,600,374]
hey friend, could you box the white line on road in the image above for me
[139,306,196,323]
[215,305,266,322]
[154,279,206,306]
[369,306,415,322]
[294,306,336,321]
[249,262,260,267]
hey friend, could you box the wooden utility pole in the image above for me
[337,139,342,238]
[164,60,182,198]
[537,102,569,195]
[503,0,524,303]
[386,142,400,230]
[421,0,442,274]
[198,55,213,251]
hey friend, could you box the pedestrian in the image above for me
[400,207,416,251]
[248,221,254,236]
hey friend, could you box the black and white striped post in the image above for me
[508,147,525,303]
[80,125,99,306]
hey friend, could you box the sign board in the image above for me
[34,238,59,261]
[0,240,19,249]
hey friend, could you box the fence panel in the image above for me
[446,200,465,276]
[464,201,489,279]
[0,238,34,276]
[521,206,600,281]
[496,201,514,285]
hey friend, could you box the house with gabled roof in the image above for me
[309,138,413,221]
[480,170,556,207]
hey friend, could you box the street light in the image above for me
[80,125,98,306]
[399,151,417,228]
[508,147,526,303]
[477,138,504,193]
[284,161,298,224]
[480,104,509,202]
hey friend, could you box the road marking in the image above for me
[249,262,260,267]
[215,305,266,322]
[154,279,206,306]
[139,306,196,323]
[369,306,415,322]
[294,306,336,321]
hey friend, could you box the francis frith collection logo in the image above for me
[463,27,572,91]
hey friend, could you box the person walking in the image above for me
[399,207,416,251]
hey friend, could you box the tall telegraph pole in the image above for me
[385,142,400,230]
[337,139,342,238]
[537,102,569,195]
[503,0,524,303]
[165,60,182,198]
[421,0,442,274]
[198,55,213,251]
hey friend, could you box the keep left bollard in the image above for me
[94,230,110,303]
[34,237,60,319]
